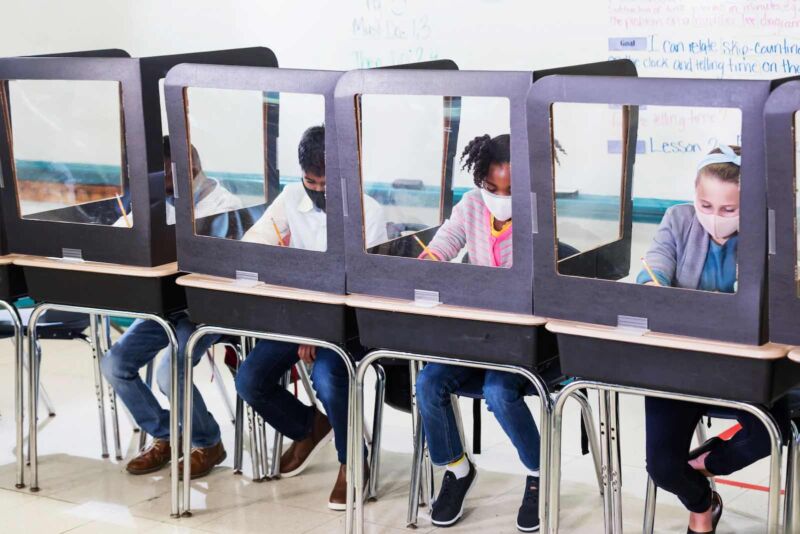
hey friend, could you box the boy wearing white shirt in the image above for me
[236,125,387,510]
[102,137,241,478]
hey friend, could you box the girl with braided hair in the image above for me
[415,133,544,532]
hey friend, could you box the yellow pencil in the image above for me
[271,218,285,246]
[640,257,661,286]
[413,234,438,261]
[115,193,130,228]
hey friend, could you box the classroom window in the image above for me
[551,103,742,294]
[183,88,327,251]
[357,94,512,268]
[3,79,131,227]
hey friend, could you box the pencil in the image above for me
[413,234,438,261]
[271,218,285,246]
[640,257,661,286]
[115,193,130,228]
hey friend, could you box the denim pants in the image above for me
[234,339,350,464]
[645,397,774,513]
[415,364,541,471]
[100,315,222,448]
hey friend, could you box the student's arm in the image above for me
[242,190,289,245]
[425,198,468,261]
[636,206,680,286]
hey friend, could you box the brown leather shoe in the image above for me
[280,408,333,478]
[126,438,172,475]
[328,463,370,511]
[178,441,227,480]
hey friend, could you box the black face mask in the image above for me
[303,182,326,212]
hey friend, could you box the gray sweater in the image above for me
[642,203,710,289]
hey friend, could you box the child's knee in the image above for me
[415,370,449,408]
[482,376,520,412]
[234,366,257,404]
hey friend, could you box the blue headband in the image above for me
[696,145,741,172]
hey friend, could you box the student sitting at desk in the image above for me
[101,137,242,479]
[236,125,387,510]
[413,134,542,532]
[113,135,242,227]
[639,146,786,534]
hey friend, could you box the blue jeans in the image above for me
[100,315,222,448]
[416,364,541,471]
[235,340,350,464]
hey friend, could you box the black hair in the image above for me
[162,135,171,159]
[460,134,510,187]
[298,125,325,177]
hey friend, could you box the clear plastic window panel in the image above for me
[552,103,742,294]
[795,110,800,297]
[184,88,327,251]
[358,94,512,268]
[4,79,130,227]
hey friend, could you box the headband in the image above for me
[696,144,741,172]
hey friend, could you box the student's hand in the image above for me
[298,345,317,364]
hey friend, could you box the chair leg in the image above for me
[24,356,56,417]
[99,317,123,461]
[232,344,245,475]
[138,360,155,451]
[296,361,320,409]
[258,415,270,478]
[643,475,657,534]
[207,350,236,423]
[367,364,386,501]
[269,369,290,479]
[407,407,426,528]
[572,390,604,498]
[785,421,800,533]
[89,315,110,459]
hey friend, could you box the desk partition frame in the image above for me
[528,76,771,344]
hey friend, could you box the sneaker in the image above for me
[517,475,540,532]
[430,459,478,527]
[280,409,333,478]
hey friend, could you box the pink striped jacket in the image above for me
[425,189,513,267]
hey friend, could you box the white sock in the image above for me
[446,454,470,479]
[528,469,540,478]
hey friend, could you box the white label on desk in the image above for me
[413,289,441,308]
[234,270,260,288]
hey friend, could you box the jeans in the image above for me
[234,340,350,464]
[645,397,774,513]
[100,315,222,448]
[415,364,541,471]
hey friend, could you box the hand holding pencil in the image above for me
[413,234,438,261]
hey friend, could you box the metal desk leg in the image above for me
[3,300,24,489]
[607,392,623,533]
[367,364,386,501]
[88,314,110,459]
[597,390,614,534]
[98,316,123,461]
[643,476,657,534]
[786,421,800,533]
[182,327,356,524]
[572,390,604,498]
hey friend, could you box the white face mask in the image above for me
[481,188,512,221]
[694,201,739,242]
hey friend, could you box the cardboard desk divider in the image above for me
[337,60,636,368]
[0,48,278,312]
[165,61,459,346]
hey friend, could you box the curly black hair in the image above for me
[298,125,325,177]
[460,134,510,187]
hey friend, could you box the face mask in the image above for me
[303,182,326,212]
[480,188,512,221]
[694,201,739,242]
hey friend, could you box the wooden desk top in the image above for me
[346,293,546,326]
[787,348,800,363]
[0,254,18,266]
[176,273,347,305]
[13,255,179,278]
[546,319,790,360]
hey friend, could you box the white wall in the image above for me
[2,0,799,200]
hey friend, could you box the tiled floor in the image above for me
[0,337,783,533]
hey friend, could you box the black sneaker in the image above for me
[430,460,478,527]
[517,475,540,532]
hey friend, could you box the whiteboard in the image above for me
[1,0,798,201]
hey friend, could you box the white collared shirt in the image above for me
[113,174,243,227]
[242,182,388,250]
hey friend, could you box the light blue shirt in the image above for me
[637,235,738,293]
